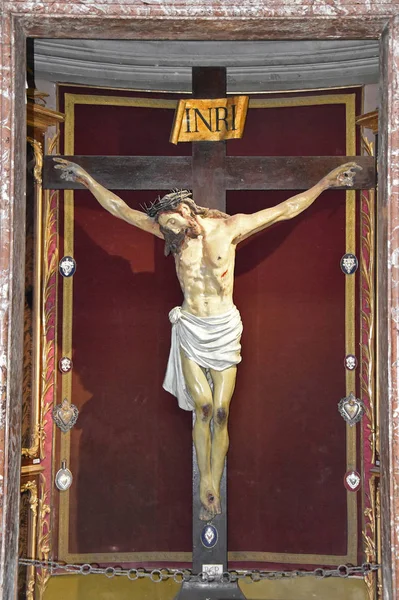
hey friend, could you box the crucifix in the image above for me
[44,67,375,600]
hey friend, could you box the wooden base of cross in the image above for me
[176,577,246,600]
[175,422,246,600]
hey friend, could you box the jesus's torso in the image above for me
[174,220,236,317]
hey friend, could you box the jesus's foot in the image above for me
[199,486,221,521]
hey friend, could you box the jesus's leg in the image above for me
[208,366,237,515]
[180,351,218,521]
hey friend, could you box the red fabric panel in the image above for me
[69,198,192,554]
[229,190,347,555]
[227,100,351,555]
[58,86,360,562]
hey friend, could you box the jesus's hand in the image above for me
[323,161,362,188]
[53,157,91,185]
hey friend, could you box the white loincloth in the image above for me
[163,305,243,411]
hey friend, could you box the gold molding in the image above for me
[356,111,379,136]
[58,91,358,566]
[360,137,377,463]
[21,464,44,476]
[344,95,357,566]
[27,102,64,134]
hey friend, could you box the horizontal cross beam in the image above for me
[43,155,376,191]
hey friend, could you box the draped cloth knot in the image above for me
[168,306,182,324]
[163,305,243,411]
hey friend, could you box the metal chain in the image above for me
[19,558,380,583]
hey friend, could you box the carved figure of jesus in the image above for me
[54,158,360,521]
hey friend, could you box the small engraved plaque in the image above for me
[202,564,223,578]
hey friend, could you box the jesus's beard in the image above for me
[159,219,202,257]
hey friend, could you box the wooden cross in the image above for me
[43,67,376,599]
[44,68,375,210]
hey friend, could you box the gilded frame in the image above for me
[22,107,64,464]
[57,90,359,566]
[19,471,41,600]
[21,137,43,460]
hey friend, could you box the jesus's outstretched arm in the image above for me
[228,161,362,244]
[53,158,163,238]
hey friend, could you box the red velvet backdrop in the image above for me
[57,86,361,565]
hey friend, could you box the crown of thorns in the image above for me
[142,189,192,218]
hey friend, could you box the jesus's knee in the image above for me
[194,390,213,423]
[215,406,229,427]
[194,397,213,422]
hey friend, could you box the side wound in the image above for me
[221,270,228,278]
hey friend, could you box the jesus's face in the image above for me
[157,204,194,234]
[157,204,202,256]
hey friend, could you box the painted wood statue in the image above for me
[54,157,361,522]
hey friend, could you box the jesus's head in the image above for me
[143,190,228,256]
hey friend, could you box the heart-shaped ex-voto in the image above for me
[344,470,361,492]
[338,392,365,427]
[52,398,79,433]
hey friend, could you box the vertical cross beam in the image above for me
[191,67,228,574]
[178,67,245,599]
[191,67,227,212]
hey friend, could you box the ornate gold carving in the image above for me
[359,133,380,600]
[21,243,34,451]
[360,197,377,460]
[35,134,60,599]
[39,189,58,460]
[22,138,43,460]
[39,133,60,462]
[363,474,379,600]
[359,135,377,460]
[20,480,39,600]
[20,481,38,519]
[36,474,51,600]
[22,144,59,461]
[27,137,43,185]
